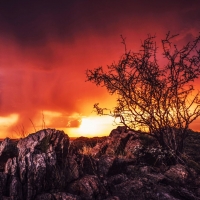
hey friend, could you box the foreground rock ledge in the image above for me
[0,128,200,200]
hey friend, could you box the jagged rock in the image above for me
[52,192,80,200]
[9,176,22,200]
[123,137,142,159]
[35,192,79,200]
[107,173,128,191]
[79,154,97,175]
[4,157,18,176]
[170,187,200,200]
[68,175,107,200]
[139,165,151,174]
[89,141,107,157]
[125,165,138,177]
[65,154,97,183]
[0,138,18,172]
[98,156,135,177]
[0,172,7,199]
[145,172,166,183]
[105,196,120,200]
[164,164,188,185]
[111,179,144,199]
[156,189,180,200]
[109,126,128,137]
[35,193,53,200]
[107,157,135,176]
[105,131,134,156]
[4,129,70,200]
[65,155,80,183]
[17,128,69,158]
[98,155,115,176]
[90,129,141,158]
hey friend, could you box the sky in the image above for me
[0,0,200,138]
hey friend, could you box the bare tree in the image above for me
[86,32,200,155]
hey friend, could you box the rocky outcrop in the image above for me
[0,129,70,200]
[0,127,200,199]
[0,138,18,172]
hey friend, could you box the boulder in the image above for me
[90,128,142,158]
[164,164,188,185]
[4,129,70,200]
[105,197,120,200]
[35,192,79,200]
[111,179,144,200]
[109,126,128,137]
[68,175,107,200]
[107,173,128,191]
[65,154,97,183]
[98,155,116,176]
[65,155,80,183]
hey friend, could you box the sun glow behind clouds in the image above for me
[0,110,116,138]
[27,110,115,138]
[66,115,116,137]
[0,114,19,138]
[0,114,18,126]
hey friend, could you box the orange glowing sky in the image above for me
[0,1,200,138]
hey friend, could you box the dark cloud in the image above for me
[0,1,199,46]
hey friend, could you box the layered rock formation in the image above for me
[0,127,200,200]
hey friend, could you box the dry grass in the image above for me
[79,145,93,155]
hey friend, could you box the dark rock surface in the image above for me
[0,127,200,199]
[0,138,18,172]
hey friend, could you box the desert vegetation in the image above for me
[86,32,200,157]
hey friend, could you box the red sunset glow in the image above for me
[0,1,200,138]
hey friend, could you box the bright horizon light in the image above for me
[0,114,19,138]
[0,110,117,138]
[66,115,117,137]
[1,108,200,139]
